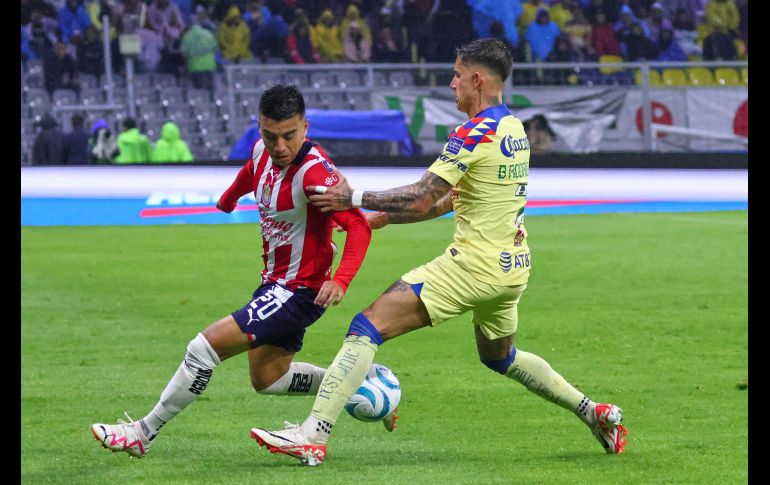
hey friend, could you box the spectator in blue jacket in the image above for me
[248,8,288,60]
[614,5,651,40]
[470,0,523,50]
[655,28,687,62]
[228,117,260,161]
[58,0,92,44]
[526,8,560,61]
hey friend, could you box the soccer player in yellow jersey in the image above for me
[251,38,627,466]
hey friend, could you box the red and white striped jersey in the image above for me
[218,139,371,292]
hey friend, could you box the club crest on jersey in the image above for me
[261,169,278,207]
[514,227,526,246]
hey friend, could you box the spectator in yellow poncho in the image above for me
[699,0,740,41]
[217,5,252,61]
[311,9,343,63]
[340,4,372,44]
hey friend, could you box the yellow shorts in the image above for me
[401,252,527,339]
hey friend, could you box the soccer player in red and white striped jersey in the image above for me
[91,85,374,459]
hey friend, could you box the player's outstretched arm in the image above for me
[217,159,255,213]
[307,169,453,216]
[368,189,454,228]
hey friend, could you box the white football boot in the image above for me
[251,422,327,466]
[592,403,628,454]
[91,412,151,458]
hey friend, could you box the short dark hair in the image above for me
[455,38,513,82]
[259,84,306,121]
[123,117,137,129]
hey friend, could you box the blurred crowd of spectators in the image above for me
[22,0,749,95]
[31,112,194,164]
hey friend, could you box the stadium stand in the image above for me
[714,67,740,86]
[19,0,748,163]
[634,69,661,86]
[662,68,688,86]
[686,67,715,86]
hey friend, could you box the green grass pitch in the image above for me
[21,211,747,484]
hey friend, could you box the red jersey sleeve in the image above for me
[302,158,340,198]
[329,208,372,291]
[303,160,371,292]
[217,158,255,213]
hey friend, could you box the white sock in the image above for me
[301,415,334,444]
[300,335,379,443]
[140,333,221,441]
[576,396,597,427]
[505,350,596,427]
[257,362,326,396]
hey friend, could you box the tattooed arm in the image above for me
[362,171,452,214]
[366,188,454,229]
[307,169,453,218]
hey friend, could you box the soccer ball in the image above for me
[345,363,401,422]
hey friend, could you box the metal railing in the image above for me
[224,59,747,153]
[22,32,747,160]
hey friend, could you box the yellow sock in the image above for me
[307,335,378,431]
[505,350,593,424]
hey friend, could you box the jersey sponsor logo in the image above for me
[498,162,529,180]
[324,174,338,186]
[446,137,463,154]
[450,247,459,257]
[288,372,313,393]
[438,154,468,172]
[500,251,530,272]
[259,212,295,242]
[188,367,213,395]
[514,253,531,269]
[321,160,335,174]
[499,251,512,272]
[500,135,529,158]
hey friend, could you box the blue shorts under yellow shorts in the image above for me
[401,252,527,340]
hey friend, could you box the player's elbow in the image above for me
[349,216,372,241]
[411,197,435,218]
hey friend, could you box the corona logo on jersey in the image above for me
[500,135,529,158]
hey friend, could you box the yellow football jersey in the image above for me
[428,104,531,286]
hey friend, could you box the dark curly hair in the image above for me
[259,84,306,121]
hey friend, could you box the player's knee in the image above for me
[346,313,384,346]
[480,347,517,374]
[251,375,274,393]
[187,333,221,369]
